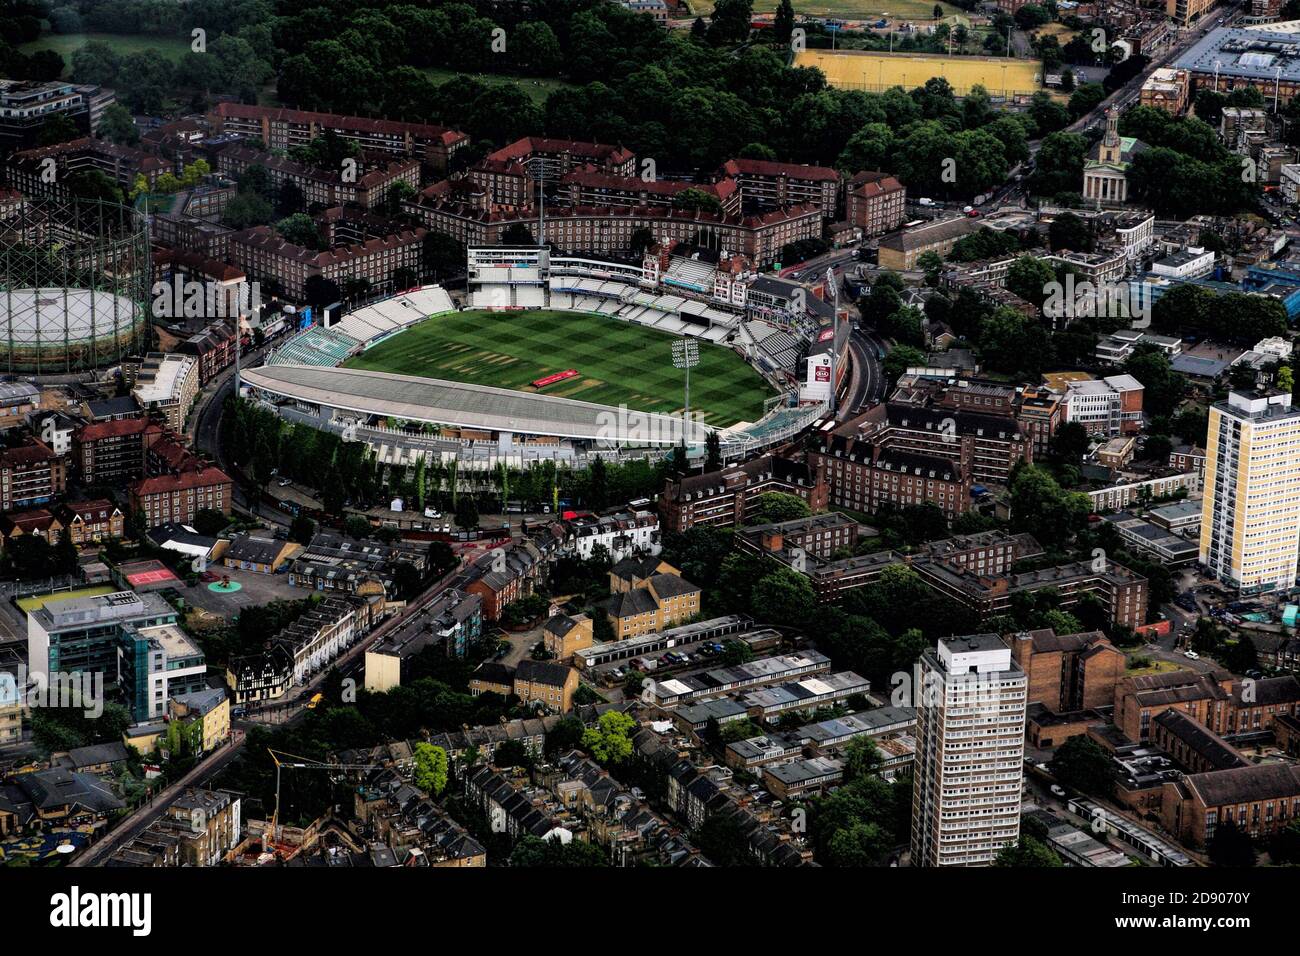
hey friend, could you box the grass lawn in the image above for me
[16,585,115,613]
[1125,657,1182,677]
[419,67,573,106]
[18,32,194,77]
[344,309,775,428]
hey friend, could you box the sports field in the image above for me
[16,586,115,613]
[344,310,775,428]
[695,0,962,17]
[795,49,1043,96]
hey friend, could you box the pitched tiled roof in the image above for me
[131,466,232,496]
[720,157,839,182]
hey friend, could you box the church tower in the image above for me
[1100,105,1121,164]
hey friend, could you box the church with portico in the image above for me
[1082,105,1147,206]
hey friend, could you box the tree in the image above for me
[1048,212,1092,252]
[720,639,754,666]
[1143,434,1173,467]
[995,835,1064,866]
[882,345,926,389]
[1009,465,1091,544]
[751,567,818,627]
[53,532,80,576]
[582,710,636,764]
[587,457,609,511]
[303,275,342,309]
[708,0,754,45]
[836,123,896,174]
[774,0,796,44]
[1223,635,1259,675]
[99,104,139,146]
[843,737,884,783]
[1208,819,1257,866]
[289,515,316,545]
[1030,132,1087,197]
[1015,3,1051,28]
[221,192,273,230]
[275,213,322,250]
[673,187,722,214]
[751,491,811,524]
[191,508,230,537]
[546,716,586,756]
[1268,818,1300,865]
[881,306,925,347]
[509,834,608,866]
[1050,420,1090,468]
[70,41,121,87]
[917,251,945,286]
[1049,735,1116,797]
[501,223,535,246]
[512,21,562,76]
[1123,346,1186,419]
[1006,255,1056,309]
[412,742,449,795]
[705,431,722,472]
[343,515,372,539]
[1068,83,1107,120]
[451,493,478,532]
[694,813,752,865]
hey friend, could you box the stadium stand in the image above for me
[663,256,717,293]
[739,320,803,373]
[331,286,453,342]
[266,325,362,367]
[266,285,452,367]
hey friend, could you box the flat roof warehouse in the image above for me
[1176,27,1300,82]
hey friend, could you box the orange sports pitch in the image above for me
[794,49,1044,97]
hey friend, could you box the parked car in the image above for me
[1184,650,1200,660]
[1050,784,1066,798]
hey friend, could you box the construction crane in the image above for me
[264,749,386,852]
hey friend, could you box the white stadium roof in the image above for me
[241,364,712,445]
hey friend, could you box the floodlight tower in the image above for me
[825,266,840,419]
[671,338,700,446]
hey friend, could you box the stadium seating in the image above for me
[740,320,803,372]
[332,286,453,341]
[266,326,362,367]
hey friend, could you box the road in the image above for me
[71,731,248,866]
[844,327,885,415]
[190,341,295,524]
